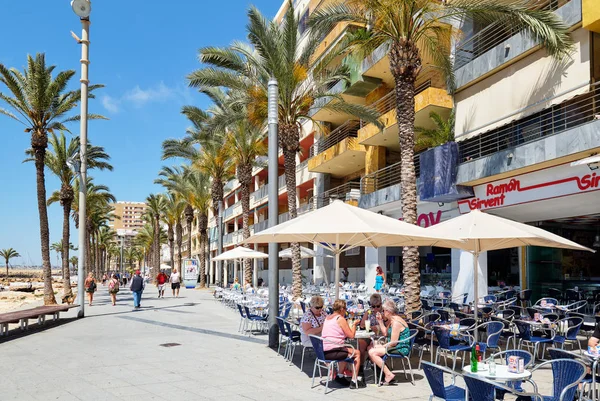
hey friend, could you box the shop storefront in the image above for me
[458,161,600,300]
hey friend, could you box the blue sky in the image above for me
[0,0,277,266]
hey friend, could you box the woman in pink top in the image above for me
[321,299,363,387]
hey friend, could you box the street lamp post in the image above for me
[71,0,92,318]
[267,78,279,349]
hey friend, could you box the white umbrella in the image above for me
[425,209,594,324]
[241,200,460,299]
[213,246,268,261]
[213,247,268,284]
[278,246,334,260]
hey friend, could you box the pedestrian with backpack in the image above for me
[84,272,97,306]
[108,274,120,306]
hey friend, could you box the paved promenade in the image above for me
[0,285,554,400]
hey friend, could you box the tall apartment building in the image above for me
[109,201,147,232]
[205,0,600,298]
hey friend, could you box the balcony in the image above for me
[454,0,581,89]
[311,182,361,208]
[223,200,241,221]
[357,81,453,149]
[250,185,269,208]
[308,121,366,177]
[360,155,422,196]
[457,82,600,184]
[311,22,362,66]
[251,219,269,234]
[278,203,312,224]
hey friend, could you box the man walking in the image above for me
[156,270,168,298]
[130,270,145,309]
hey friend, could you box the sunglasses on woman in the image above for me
[314,306,323,310]
[372,304,382,308]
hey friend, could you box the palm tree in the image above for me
[0,248,20,280]
[156,166,190,274]
[415,111,455,152]
[69,256,78,274]
[188,4,380,298]
[223,117,267,285]
[0,53,105,305]
[145,194,167,276]
[50,240,77,278]
[72,178,116,274]
[162,192,185,272]
[40,132,112,298]
[310,0,573,311]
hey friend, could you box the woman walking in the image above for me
[84,272,97,306]
[374,266,385,292]
[108,274,120,306]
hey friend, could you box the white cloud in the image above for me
[101,95,120,113]
[101,82,190,113]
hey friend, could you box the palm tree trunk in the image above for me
[280,125,302,299]
[239,165,253,286]
[86,224,92,275]
[5,258,8,281]
[199,214,208,288]
[154,216,161,276]
[32,135,56,305]
[184,204,193,261]
[61,199,73,298]
[168,224,175,271]
[390,39,422,313]
[176,220,183,273]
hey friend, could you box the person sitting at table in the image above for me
[300,296,327,348]
[357,294,384,372]
[368,299,411,386]
[321,299,363,388]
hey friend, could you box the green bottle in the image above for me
[470,344,478,372]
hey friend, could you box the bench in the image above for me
[0,304,79,336]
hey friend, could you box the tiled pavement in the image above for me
[0,286,556,400]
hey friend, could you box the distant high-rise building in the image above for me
[109,201,147,231]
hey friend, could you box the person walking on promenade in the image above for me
[108,274,120,306]
[156,270,168,298]
[130,270,145,309]
[84,272,97,306]
[170,268,181,297]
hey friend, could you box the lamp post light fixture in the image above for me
[71,0,91,318]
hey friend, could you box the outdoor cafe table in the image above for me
[462,365,531,400]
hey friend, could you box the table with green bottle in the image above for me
[462,344,531,399]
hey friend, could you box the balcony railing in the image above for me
[278,203,312,224]
[360,154,422,195]
[454,0,569,70]
[459,82,600,163]
[359,80,432,128]
[309,120,361,157]
[278,174,286,189]
[251,220,269,234]
[311,182,361,208]
[296,158,308,171]
[223,201,240,220]
[251,185,269,204]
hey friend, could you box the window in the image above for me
[345,247,360,256]
[298,9,309,36]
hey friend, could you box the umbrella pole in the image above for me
[334,235,341,300]
[473,245,479,343]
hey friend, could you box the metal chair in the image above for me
[527,358,586,401]
[308,334,357,393]
[471,321,504,357]
[548,288,563,302]
[491,316,517,351]
[552,316,583,353]
[548,347,599,400]
[513,320,555,360]
[276,317,300,359]
[433,326,474,371]
[494,309,515,321]
[282,319,301,364]
[236,304,248,333]
[421,361,466,401]
[244,305,267,335]
[376,329,418,385]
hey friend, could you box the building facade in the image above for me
[205,0,600,299]
[109,201,147,231]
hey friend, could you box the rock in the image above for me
[9,282,33,292]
